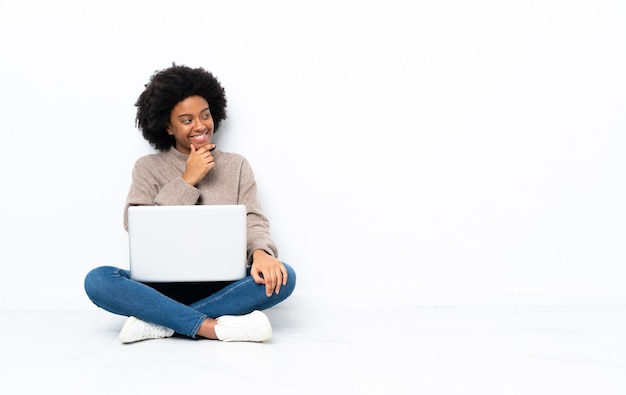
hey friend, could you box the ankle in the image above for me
[196,318,218,339]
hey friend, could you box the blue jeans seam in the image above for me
[192,276,256,311]
[190,313,208,338]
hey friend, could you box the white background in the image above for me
[0,0,624,309]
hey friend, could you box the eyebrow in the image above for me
[176,107,211,119]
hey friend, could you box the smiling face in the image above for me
[167,95,214,154]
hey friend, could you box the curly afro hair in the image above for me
[135,64,228,152]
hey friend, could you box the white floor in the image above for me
[1,297,625,395]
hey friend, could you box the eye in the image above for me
[202,113,212,120]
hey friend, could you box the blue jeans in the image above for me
[84,263,296,338]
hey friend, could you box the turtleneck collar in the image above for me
[165,146,220,162]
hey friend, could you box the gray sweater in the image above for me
[124,147,278,263]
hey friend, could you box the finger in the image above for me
[273,268,285,295]
[265,270,276,297]
[251,269,265,285]
[201,144,214,154]
[199,153,213,166]
[203,148,214,161]
[281,265,288,286]
[274,275,282,295]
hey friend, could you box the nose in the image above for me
[192,117,205,131]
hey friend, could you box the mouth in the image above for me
[190,131,210,145]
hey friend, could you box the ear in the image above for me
[166,124,173,135]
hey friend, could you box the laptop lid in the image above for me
[128,205,247,282]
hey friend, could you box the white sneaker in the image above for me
[214,310,272,342]
[118,316,175,344]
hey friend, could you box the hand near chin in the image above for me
[182,143,216,185]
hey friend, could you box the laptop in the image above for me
[127,205,248,282]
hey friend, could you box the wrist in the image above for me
[182,174,197,186]
[252,249,270,259]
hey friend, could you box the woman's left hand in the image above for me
[250,250,288,297]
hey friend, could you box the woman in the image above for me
[84,64,296,344]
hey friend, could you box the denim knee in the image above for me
[84,266,118,304]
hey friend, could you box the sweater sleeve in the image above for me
[123,155,200,231]
[238,158,279,262]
